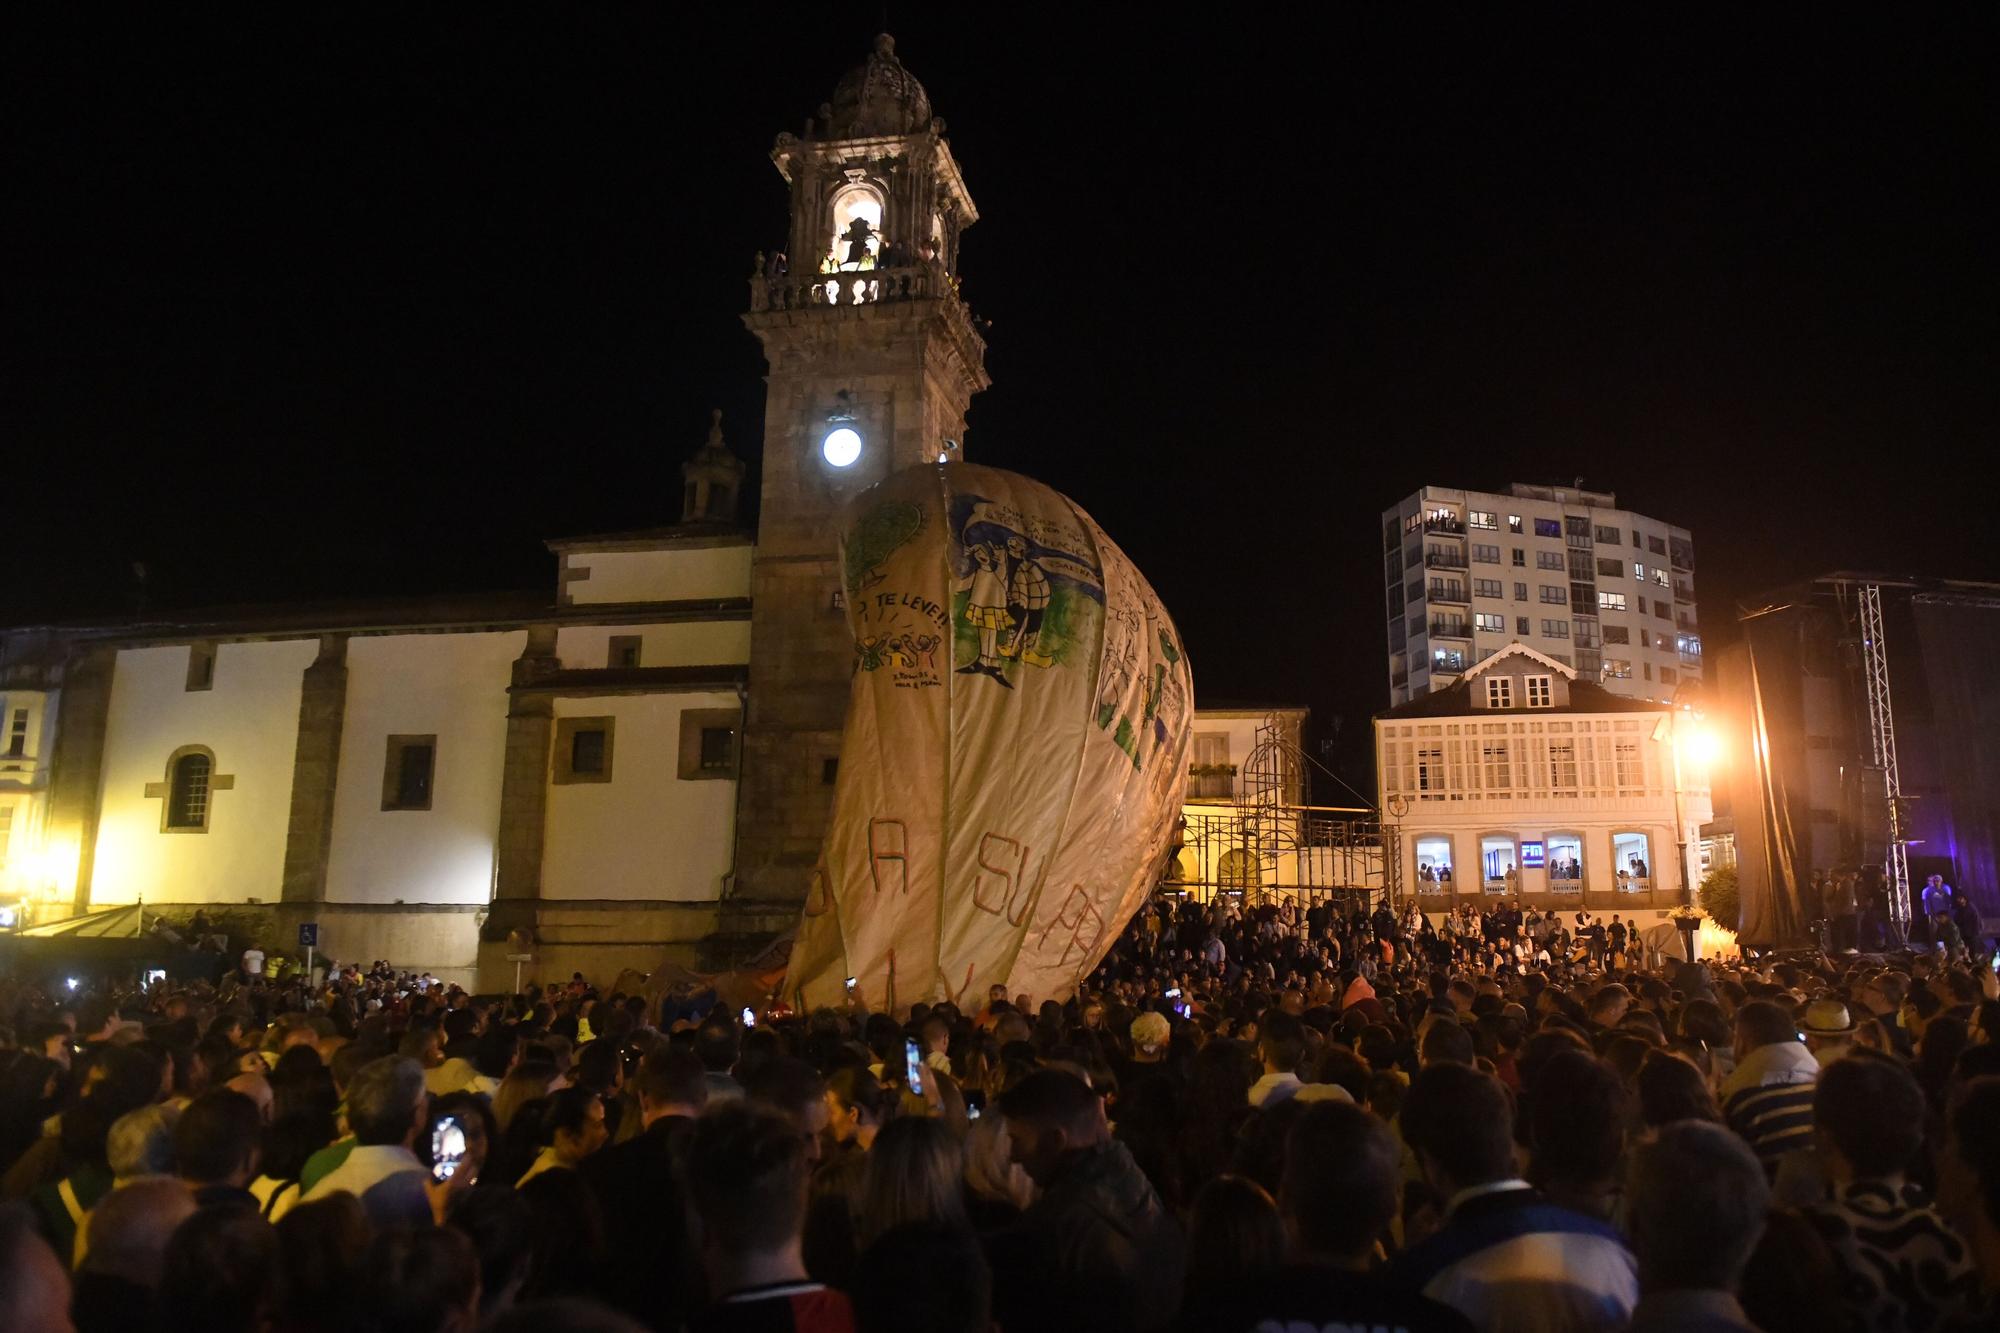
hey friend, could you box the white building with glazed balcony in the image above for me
[1375,644,1712,925]
[1383,483,1701,708]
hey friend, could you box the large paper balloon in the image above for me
[785,462,1195,1011]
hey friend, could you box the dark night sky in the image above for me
[7,9,1997,786]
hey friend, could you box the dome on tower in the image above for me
[823,34,933,138]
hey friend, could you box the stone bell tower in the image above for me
[732,33,990,915]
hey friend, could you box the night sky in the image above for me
[8,10,1997,788]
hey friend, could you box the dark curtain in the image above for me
[1732,618,1813,946]
[1912,596,2000,918]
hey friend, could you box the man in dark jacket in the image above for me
[994,1069,1183,1333]
[583,1046,707,1329]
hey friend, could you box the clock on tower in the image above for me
[732,34,990,915]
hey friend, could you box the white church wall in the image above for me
[323,631,525,907]
[554,620,751,669]
[562,543,752,606]
[541,691,739,902]
[91,640,318,905]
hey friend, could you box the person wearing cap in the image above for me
[1801,998,1857,1067]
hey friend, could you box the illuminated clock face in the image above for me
[821,426,862,468]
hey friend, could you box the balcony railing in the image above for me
[1673,583,1694,602]
[1425,550,1467,570]
[1428,583,1470,605]
[1676,614,1698,631]
[1424,514,1466,536]
[1430,619,1472,639]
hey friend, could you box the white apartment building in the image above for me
[1383,483,1701,708]
[1376,643,1713,919]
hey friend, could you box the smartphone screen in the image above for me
[905,1037,924,1095]
[741,1006,756,1028]
[431,1116,466,1184]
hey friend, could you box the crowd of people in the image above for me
[4,890,2000,1332]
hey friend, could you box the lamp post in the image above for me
[1666,687,1715,961]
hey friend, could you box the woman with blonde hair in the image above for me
[856,1116,967,1247]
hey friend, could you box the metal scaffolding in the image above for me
[1160,714,1392,908]
[1855,582,1912,932]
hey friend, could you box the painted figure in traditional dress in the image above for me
[956,542,1014,688]
[1001,535,1054,667]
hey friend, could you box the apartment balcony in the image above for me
[1430,619,1472,640]
[1423,514,1466,536]
[1673,582,1694,602]
[1676,614,1698,632]
[1425,550,1467,570]
[1427,583,1470,606]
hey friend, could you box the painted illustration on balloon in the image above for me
[785,461,1194,1011]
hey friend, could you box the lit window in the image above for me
[1614,831,1653,887]
[1475,612,1505,632]
[1481,836,1517,887]
[1525,675,1554,708]
[1547,834,1583,886]
[1599,592,1628,612]
[829,183,884,270]
[1415,836,1454,891]
[1468,510,1498,530]
[1604,659,1632,679]
[1508,515,1524,533]
[1486,677,1513,708]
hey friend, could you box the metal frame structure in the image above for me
[1160,714,1395,909]
[1854,582,1911,932]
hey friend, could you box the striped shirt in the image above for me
[1720,1041,1820,1176]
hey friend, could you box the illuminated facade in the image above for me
[1383,483,1702,708]
[1375,643,1713,925]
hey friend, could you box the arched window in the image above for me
[1546,833,1584,892]
[829,184,884,271]
[1480,835,1517,891]
[1613,831,1652,891]
[166,749,214,831]
[1217,848,1258,890]
[1414,835,1454,893]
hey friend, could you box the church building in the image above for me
[0,36,994,988]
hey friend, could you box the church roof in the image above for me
[822,34,933,138]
